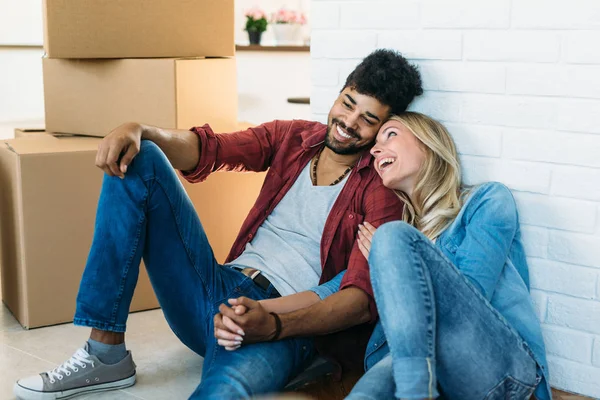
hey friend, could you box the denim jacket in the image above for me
[310,182,551,400]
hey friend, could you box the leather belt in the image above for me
[239,267,281,297]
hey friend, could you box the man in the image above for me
[15,49,423,400]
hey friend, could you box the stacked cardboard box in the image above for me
[0,0,266,329]
[42,0,238,137]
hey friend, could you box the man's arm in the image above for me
[259,269,347,314]
[141,124,201,171]
[278,287,371,338]
[215,271,348,348]
[217,287,370,344]
[258,291,321,314]
[96,120,290,180]
[95,122,200,177]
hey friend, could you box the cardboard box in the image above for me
[43,0,234,58]
[0,136,158,329]
[43,57,238,137]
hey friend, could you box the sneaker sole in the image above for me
[14,374,136,400]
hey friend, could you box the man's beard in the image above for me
[325,119,373,155]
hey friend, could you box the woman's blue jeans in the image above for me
[348,222,539,400]
[73,141,314,399]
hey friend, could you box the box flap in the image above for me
[4,136,101,155]
[15,128,46,133]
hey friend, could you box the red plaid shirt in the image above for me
[183,119,404,322]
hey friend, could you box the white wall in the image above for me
[0,0,43,138]
[0,48,45,124]
[0,0,43,45]
[311,0,600,397]
[237,51,311,124]
[0,0,45,135]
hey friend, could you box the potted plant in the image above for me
[244,7,268,45]
[271,7,307,45]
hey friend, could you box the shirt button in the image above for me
[248,234,253,239]
[348,214,354,219]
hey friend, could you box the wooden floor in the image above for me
[553,388,595,400]
[290,370,597,400]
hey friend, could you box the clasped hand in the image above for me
[213,297,276,351]
[214,221,376,351]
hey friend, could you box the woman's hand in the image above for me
[357,221,377,260]
[214,301,248,351]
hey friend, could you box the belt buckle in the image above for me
[249,269,261,280]
[241,267,260,280]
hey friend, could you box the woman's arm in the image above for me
[453,182,519,300]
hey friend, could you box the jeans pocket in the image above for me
[484,375,536,400]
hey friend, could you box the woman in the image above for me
[345,112,550,399]
[217,112,551,400]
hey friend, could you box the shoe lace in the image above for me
[46,348,95,383]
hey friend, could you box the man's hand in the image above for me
[357,221,377,260]
[96,122,143,178]
[215,297,277,345]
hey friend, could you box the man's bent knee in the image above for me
[128,140,172,176]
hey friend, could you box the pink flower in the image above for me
[245,7,266,21]
[272,7,307,24]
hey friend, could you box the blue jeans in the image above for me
[348,222,538,400]
[74,141,315,399]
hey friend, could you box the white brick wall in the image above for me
[541,325,594,364]
[311,0,600,396]
[594,339,600,367]
[529,259,598,300]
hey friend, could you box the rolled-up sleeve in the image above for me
[181,121,287,183]
[309,270,346,300]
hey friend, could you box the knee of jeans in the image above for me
[129,140,169,175]
[370,221,420,263]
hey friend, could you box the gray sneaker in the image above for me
[14,344,136,399]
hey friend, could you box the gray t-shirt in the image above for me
[226,161,348,296]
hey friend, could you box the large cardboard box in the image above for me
[43,57,238,138]
[0,136,158,329]
[43,0,234,58]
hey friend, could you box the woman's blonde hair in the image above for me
[389,112,464,240]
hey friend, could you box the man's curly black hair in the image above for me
[343,49,423,115]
